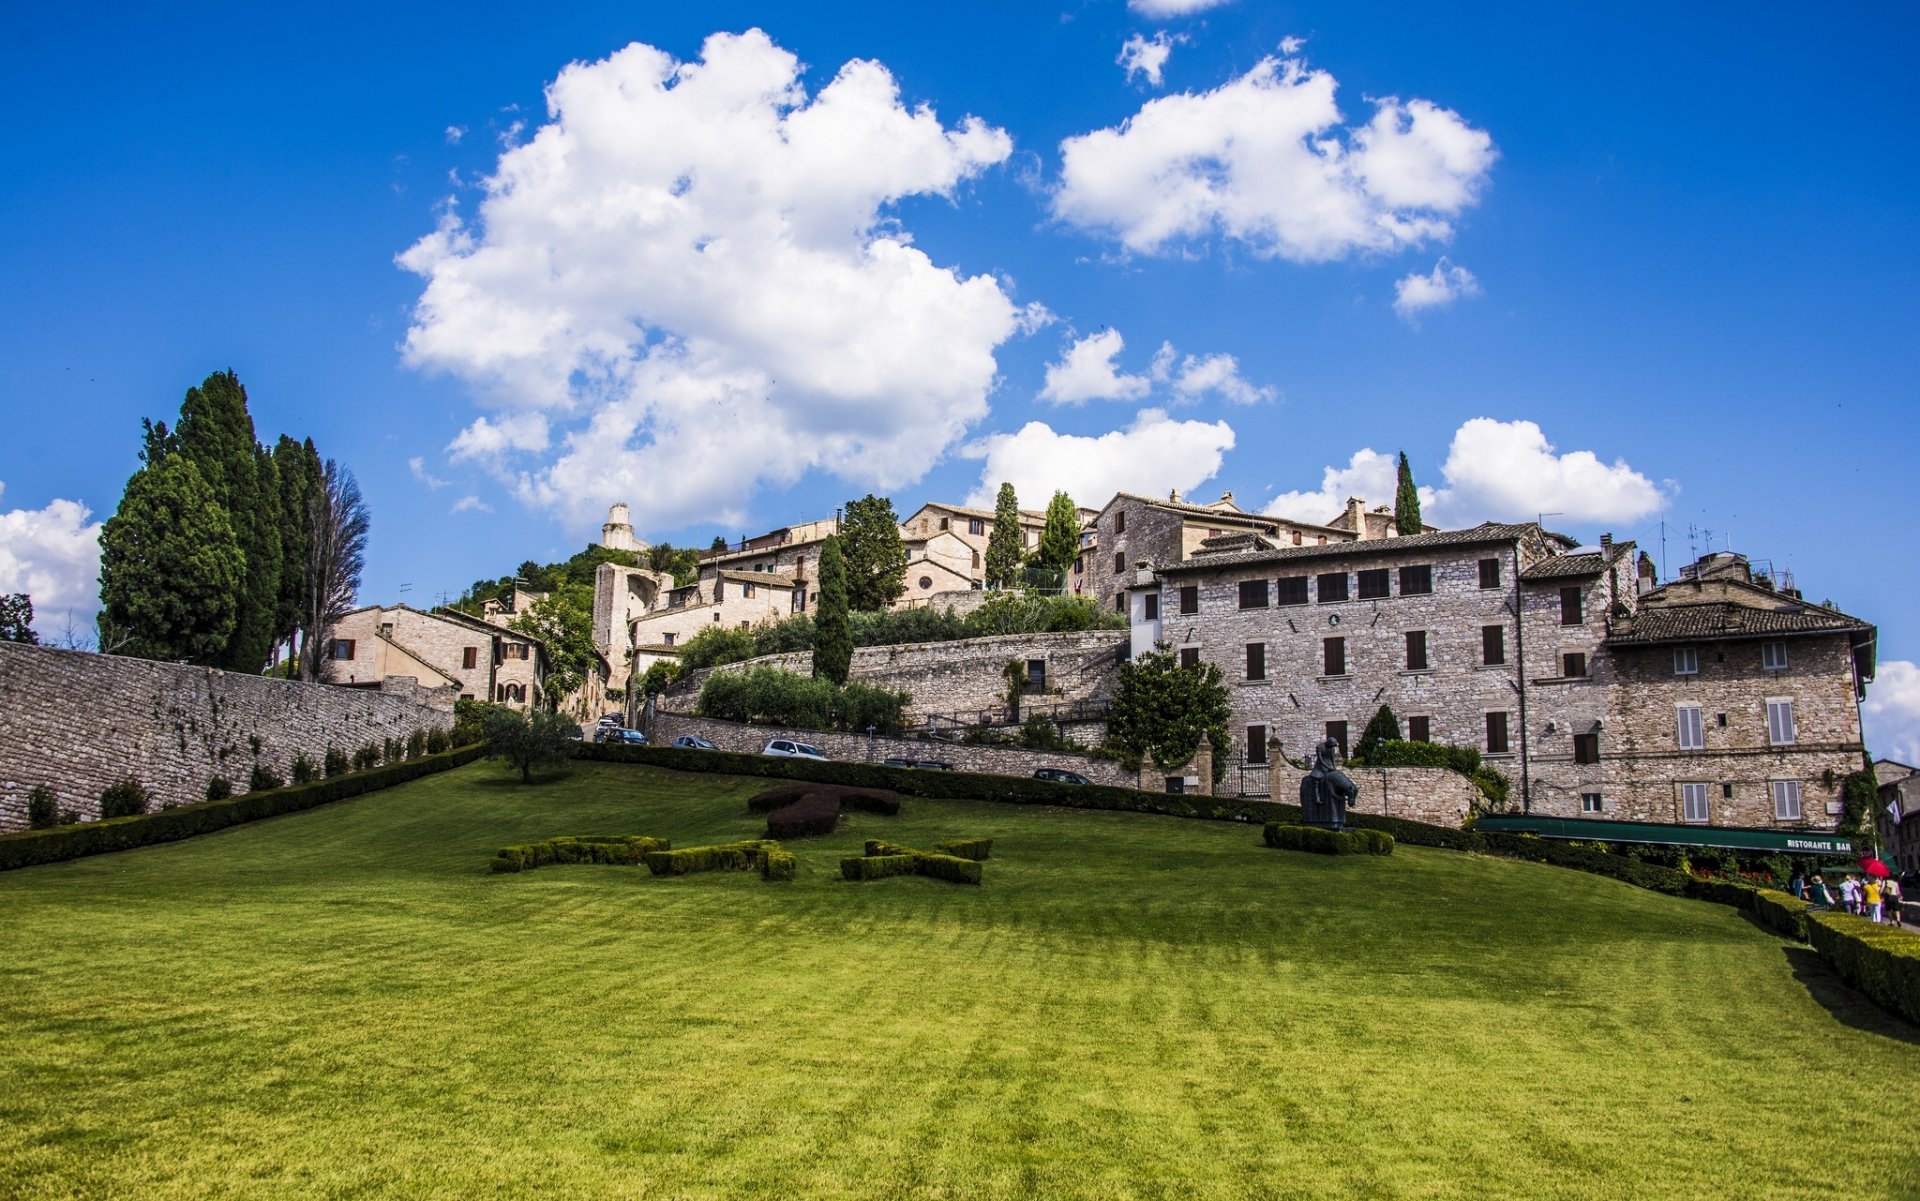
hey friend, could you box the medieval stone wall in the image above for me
[0,643,455,832]
[667,630,1128,724]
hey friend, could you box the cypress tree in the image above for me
[839,494,908,612]
[272,435,322,667]
[984,482,1024,590]
[813,536,852,686]
[1354,704,1403,762]
[98,455,246,663]
[174,371,281,671]
[1394,452,1422,536]
[1036,491,1081,581]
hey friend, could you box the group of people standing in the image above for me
[1792,871,1905,926]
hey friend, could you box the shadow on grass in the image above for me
[463,769,577,790]
[1780,945,1920,1045]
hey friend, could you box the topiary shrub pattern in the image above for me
[1263,823,1394,856]
[491,835,670,874]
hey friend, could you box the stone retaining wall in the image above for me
[0,643,455,831]
[645,712,1137,787]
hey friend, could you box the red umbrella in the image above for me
[1858,857,1891,879]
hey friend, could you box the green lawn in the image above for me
[2,761,1915,1201]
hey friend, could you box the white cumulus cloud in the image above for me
[399,29,1023,532]
[1264,419,1667,528]
[1041,330,1152,405]
[1393,258,1481,322]
[964,408,1235,509]
[1129,0,1234,16]
[0,483,104,637]
[1863,660,1920,769]
[1118,33,1179,87]
[1053,53,1495,261]
[1151,342,1274,404]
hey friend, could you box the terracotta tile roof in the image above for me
[1520,543,1634,581]
[1161,522,1547,574]
[1607,601,1872,645]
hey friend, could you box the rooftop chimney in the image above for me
[1600,533,1613,558]
[1346,496,1369,540]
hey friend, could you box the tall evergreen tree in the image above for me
[98,456,246,663]
[1394,451,1422,536]
[271,436,322,667]
[174,371,281,671]
[839,494,907,612]
[1035,490,1082,579]
[812,536,852,686]
[984,482,1024,590]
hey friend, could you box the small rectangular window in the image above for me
[1405,630,1429,671]
[1143,593,1160,621]
[1682,782,1711,823]
[1317,572,1349,602]
[1325,721,1349,756]
[1762,641,1789,670]
[1027,659,1046,690]
[1179,585,1198,615]
[1245,642,1266,681]
[939,517,950,530]
[1179,646,1200,670]
[1276,576,1309,606]
[462,646,477,670]
[1482,625,1506,666]
[1074,555,1083,575]
[1479,558,1501,589]
[1563,652,1587,678]
[1766,699,1796,746]
[1115,511,1126,535]
[1674,647,1699,676]
[1771,780,1803,820]
[1238,579,1270,609]
[1247,726,1268,765]
[1573,732,1600,764]
[1581,792,1604,814]
[1115,592,1126,613]
[1485,711,1510,754]
[1676,705,1705,750]
[663,632,675,646]
[1357,569,1391,599]
[743,581,756,597]
[969,517,985,536]
[330,638,355,660]
[1399,564,1433,595]
[1560,586,1585,626]
[1115,552,1127,575]
[1407,715,1430,743]
[1323,636,1346,677]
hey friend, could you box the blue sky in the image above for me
[2,1,1916,756]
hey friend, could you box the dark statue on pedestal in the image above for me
[1298,737,1358,829]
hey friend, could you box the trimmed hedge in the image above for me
[1262,824,1394,856]
[644,840,792,881]
[766,795,840,840]
[1752,888,1812,941]
[491,835,669,874]
[0,744,489,873]
[746,783,901,816]
[846,839,983,884]
[933,837,992,861]
[1805,911,1920,1026]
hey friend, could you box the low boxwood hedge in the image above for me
[1752,888,1812,940]
[0,744,487,873]
[766,795,840,840]
[1262,823,1394,856]
[491,835,669,874]
[933,837,992,861]
[846,839,983,884]
[1805,910,1920,1026]
[644,840,792,881]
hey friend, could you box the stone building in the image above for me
[1087,490,1424,616]
[1876,760,1920,876]
[1141,525,1877,834]
[324,604,549,709]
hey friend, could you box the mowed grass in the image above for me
[2,762,1915,1201]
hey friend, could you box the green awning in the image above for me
[1477,815,1857,856]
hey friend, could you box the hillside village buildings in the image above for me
[325,603,550,709]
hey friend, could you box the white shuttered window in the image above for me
[1676,705,1705,750]
[1766,699,1796,746]
[1771,780,1803,820]
[1682,783,1711,823]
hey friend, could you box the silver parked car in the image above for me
[762,738,828,762]
[670,735,718,750]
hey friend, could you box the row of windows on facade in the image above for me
[1128,560,1592,622]
[1179,627,1539,678]
[326,639,527,666]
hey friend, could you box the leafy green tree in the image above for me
[813,535,853,685]
[1,594,37,644]
[1106,646,1233,783]
[174,371,281,672]
[1837,770,1879,842]
[985,482,1024,589]
[481,705,577,783]
[839,494,907,611]
[642,543,702,587]
[638,660,679,696]
[1394,451,1422,536]
[676,624,759,670]
[510,584,597,716]
[1353,704,1404,762]
[98,455,246,663]
[1035,490,1082,579]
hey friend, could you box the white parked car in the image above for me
[761,739,828,762]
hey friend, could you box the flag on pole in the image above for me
[1890,799,1905,824]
